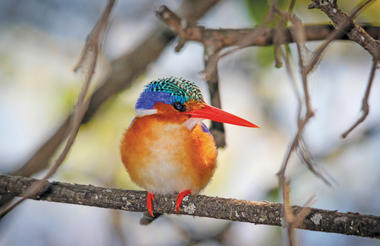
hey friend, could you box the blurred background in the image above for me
[0,0,379,245]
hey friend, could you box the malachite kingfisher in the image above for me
[120,77,258,221]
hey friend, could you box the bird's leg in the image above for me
[147,192,155,217]
[175,190,191,213]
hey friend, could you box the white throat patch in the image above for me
[184,118,203,130]
[135,109,157,117]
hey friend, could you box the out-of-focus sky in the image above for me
[0,0,379,245]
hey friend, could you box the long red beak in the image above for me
[187,104,259,128]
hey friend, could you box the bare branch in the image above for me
[276,12,317,245]
[73,0,115,72]
[203,49,226,148]
[0,174,379,239]
[308,0,380,59]
[350,0,376,20]
[156,4,380,148]
[157,5,226,147]
[0,0,220,211]
[306,0,378,75]
[281,43,334,185]
[296,139,335,186]
[307,0,380,138]
[342,57,378,138]
[0,0,116,218]
[156,4,380,81]
[157,5,380,49]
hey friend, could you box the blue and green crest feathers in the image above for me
[136,77,204,110]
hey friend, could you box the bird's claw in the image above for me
[147,192,155,217]
[175,190,191,213]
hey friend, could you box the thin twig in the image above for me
[270,4,309,246]
[288,0,296,12]
[280,41,302,124]
[0,0,115,218]
[296,139,334,186]
[307,0,379,138]
[350,0,376,20]
[283,180,296,246]
[308,0,380,59]
[73,0,115,72]
[342,57,378,138]
[203,48,226,148]
[277,12,315,246]
[306,0,376,75]
[292,195,315,228]
[212,1,287,73]
[287,44,334,183]
[157,4,227,147]
[275,0,377,239]
[0,0,220,211]
[270,4,312,245]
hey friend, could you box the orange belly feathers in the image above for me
[119,77,257,219]
[121,109,217,195]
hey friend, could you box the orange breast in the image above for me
[120,114,217,194]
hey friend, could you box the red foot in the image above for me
[147,192,155,217]
[175,190,191,213]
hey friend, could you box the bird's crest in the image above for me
[136,77,204,110]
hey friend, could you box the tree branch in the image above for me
[157,5,380,50]
[0,0,220,213]
[0,0,116,219]
[309,0,380,59]
[342,56,378,138]
[307,0,380,138]
[0,174,379,239]
[157,5,227,148]
[203,48,226,148]
[4,0,220,183]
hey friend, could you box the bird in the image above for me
[120,77,258,223]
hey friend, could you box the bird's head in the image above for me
[135,77,258,129]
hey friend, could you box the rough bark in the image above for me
[0,1,220,210]
[12,0,220,179]
[309,0,380,58]
[0,174,379,239]
[157,5,380,50]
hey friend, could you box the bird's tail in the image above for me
[139,211,162,225]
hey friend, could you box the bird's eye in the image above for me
[173,102,186,112]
